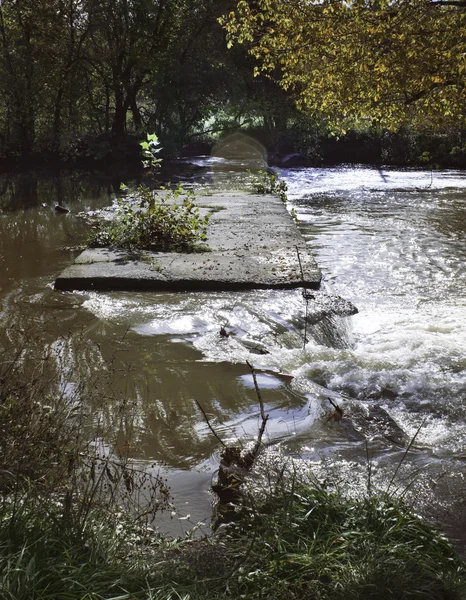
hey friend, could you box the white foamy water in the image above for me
[284,165,466,197]
[280,166,466,455]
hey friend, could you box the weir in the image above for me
[55,191,321,292]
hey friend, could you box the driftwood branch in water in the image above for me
[327,397,344,421]
[194,399,226,447]
[246,360,269,463]
[205,362,270,522]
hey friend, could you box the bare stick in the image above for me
[194,399,226,447]
[386,417,426,496]
[295,245,305,281]
[247,361,269,455]
[327,397,341,412]
[365,439,372,497]
[303,297,309,350]
[295,245,309,349]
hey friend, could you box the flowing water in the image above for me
[0,163,465,552]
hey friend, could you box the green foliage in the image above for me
[249,169,288,204]
[89,184,210,253]
[0,0,258,158]
[223,481,466,600]
[222,0,466,133]
[89,134,210,255]
[140,133,162,169]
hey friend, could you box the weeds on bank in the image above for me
[221,473,466,600]
[0,326,175,599]
[249,169,298,221]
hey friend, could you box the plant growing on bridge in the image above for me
[140,132,163,169]
[89,184,210,252]
[249,169,288,203]
[89,134,210,253]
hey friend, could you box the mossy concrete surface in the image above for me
[55,192,321,292]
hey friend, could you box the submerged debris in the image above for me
[259,368,294,382]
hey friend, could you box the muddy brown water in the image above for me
[0,162,465,553]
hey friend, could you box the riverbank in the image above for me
[55,191,321,292]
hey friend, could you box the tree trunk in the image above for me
[111,85,133,142]
[129,89,142,131]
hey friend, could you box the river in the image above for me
[0,162,465,553]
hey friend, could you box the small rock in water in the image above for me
[306,292,358,324]
[260,368,294,382]
[219,326,230,338]
[55,204,70,214]
[330,295,358,317]
[240,339,270,355]
[348,403,409,447]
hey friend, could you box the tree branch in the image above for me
[194,399,226,447]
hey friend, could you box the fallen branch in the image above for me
[194,399,226,447]
[327,397,344,422]
[246,360,269,463]
[204,362,270,524]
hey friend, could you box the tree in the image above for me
[0,0,41,155]
[221,0,466,132]
[0,0,94,154]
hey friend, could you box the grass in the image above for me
[1,480,464,600]
[221,480,466,600]
[0,502,135,600]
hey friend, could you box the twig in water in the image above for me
[295,245,306,281]
[365,439,373,497]
[194,399,226,447]
[386,417,427,496]
[246,361,269,457]
[428,169,433,188]
[295,245,309,349]
[327,397,344,421]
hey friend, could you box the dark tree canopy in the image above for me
[0,0,464,161]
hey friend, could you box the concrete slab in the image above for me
[55,192,321,292]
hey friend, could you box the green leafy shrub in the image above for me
[89,184,210,252]
[249,169,288,204]
[89,133,210,253]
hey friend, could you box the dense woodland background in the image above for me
[0,0,465,168]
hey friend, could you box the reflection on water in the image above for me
[1,164,465,552]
